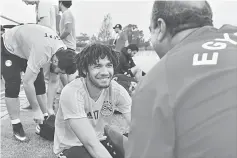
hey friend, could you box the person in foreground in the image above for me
[54,43,132,158]
[1,24,77,142]
[105,1,237,158]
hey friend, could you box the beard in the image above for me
[88,73,112,89]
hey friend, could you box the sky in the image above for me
[1,0,237,40]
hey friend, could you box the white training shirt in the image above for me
[54,77,131,154]
[2,24,66,74]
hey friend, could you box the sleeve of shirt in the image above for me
[63,11,73,25]
[113,81,132,114]
[126,56,175,158]
[27,45,50,74]
[60,85,87,120]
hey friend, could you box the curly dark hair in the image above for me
[74,43,119,77]
[55,49,77,74]
[152,1,213,36]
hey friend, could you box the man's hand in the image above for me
[33,108,44,124]
[60,23,72,39]
[47,108,55,116]
[68,118,112,158]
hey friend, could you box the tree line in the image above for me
[76,13,152,50]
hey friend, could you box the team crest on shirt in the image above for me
[5,60,12,67]
[100,101,113,117]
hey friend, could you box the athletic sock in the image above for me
[43,113,49,120]
[43,113,49,117]
[11,119,21,125]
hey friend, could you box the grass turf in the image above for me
[1,110,128,158]
[1,110,56,158]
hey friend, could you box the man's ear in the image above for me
[127,49,131,53]
[156,18,167,42]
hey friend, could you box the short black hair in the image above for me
[55,49,77,74]
[75,43,119,77]
[126,44,139,52]
[152,1,213,36]
[59,0,72,8]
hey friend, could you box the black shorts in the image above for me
[57,133,128,158]
[1,37,46,98]
[57,140,117,158]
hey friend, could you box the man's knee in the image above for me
[5,80,21,98]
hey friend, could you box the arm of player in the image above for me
[47,72,60,115]
[124,33,129,47]
[60,87,112,158]
[68,118,112,158]
[122,112,131,127]
[60,12,73,40]
[23,66,44,122]
[60,23,72,39]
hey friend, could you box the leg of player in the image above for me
[2,52,28,142]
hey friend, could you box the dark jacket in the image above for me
[115,47,136,75]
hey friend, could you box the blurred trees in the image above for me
[123,24,151,49]
[76,33,90,48]
[76,15,152,50]
[97,13,113,44]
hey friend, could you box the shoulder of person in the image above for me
[61,78,84,96]
[110,79,127,94]
[64,9,73,15]
[119,50,127,60]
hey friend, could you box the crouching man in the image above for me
[115,44,145,82]
[54,43,132,158]
[1,24,76,142]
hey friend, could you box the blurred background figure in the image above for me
[113,24,129,52]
